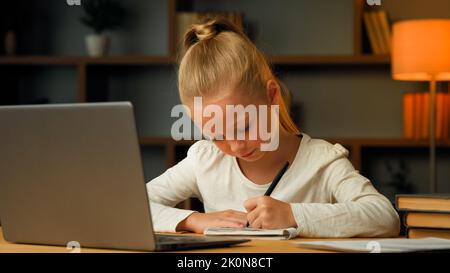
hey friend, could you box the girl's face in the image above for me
[187,81,279,162]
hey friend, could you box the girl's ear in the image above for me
[265,79,280,104]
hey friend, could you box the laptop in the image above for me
[0,102,249,251]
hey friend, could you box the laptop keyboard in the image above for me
[155,234,211,243]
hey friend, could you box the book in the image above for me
[369,11,387,54]
[403,92,414,139]
[363,12,382,54]
[405,211,450,229]
[295,237,450,253]
[403,92,450,139]
[376,10,391,54]
[421,92,429,139]
[444,92,449,139]
[436,92,446,139]
[396,194,450,212]
[408,228,450,239]
[176,12,198,51]
[415,92,424,139]
[204,227,298,240]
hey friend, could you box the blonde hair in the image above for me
[177,17,300,135]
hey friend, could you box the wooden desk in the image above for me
[0,227,383,253]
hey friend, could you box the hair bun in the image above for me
[193,21,217,41]
[184,17,244,51]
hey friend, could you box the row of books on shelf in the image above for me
[396,194,450,239]
[403,92,450,139]
[363,9,391,55]
[176,11,243,54]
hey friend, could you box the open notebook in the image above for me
[204,227,298,240]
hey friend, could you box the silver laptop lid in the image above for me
[0,102,156,251]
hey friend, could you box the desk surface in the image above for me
[0,227,384,253]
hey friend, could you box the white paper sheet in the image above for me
[294,237,450,253]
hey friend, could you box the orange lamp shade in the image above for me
[392,19,450,81]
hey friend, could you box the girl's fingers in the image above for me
[225,210,248,222]
[219,219,245,228]
[227,217,248,225]
[249,217,263,229]
[246,207,261,226]
[243,198,258,212]
[229,210,247,217]
[234,214,249,223]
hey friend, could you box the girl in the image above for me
[146,18,400,238]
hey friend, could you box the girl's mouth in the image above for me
[240,149,256,158]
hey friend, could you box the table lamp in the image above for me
[392,19,450,193]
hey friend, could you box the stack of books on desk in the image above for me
[396,194,450,239]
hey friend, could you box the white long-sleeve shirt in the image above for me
[146,133,400,238]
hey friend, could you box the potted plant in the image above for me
[385,159,415,194]
[80,0,125,57]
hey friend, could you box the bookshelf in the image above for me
[269,55,390,65]
[0,55,176,65]
[0,54,390,66]
[0,0,395,108]
[1,0,449,207]
[0,0,394,106]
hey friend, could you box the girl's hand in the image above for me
[176,210,248,233]
[244,196,297,229]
